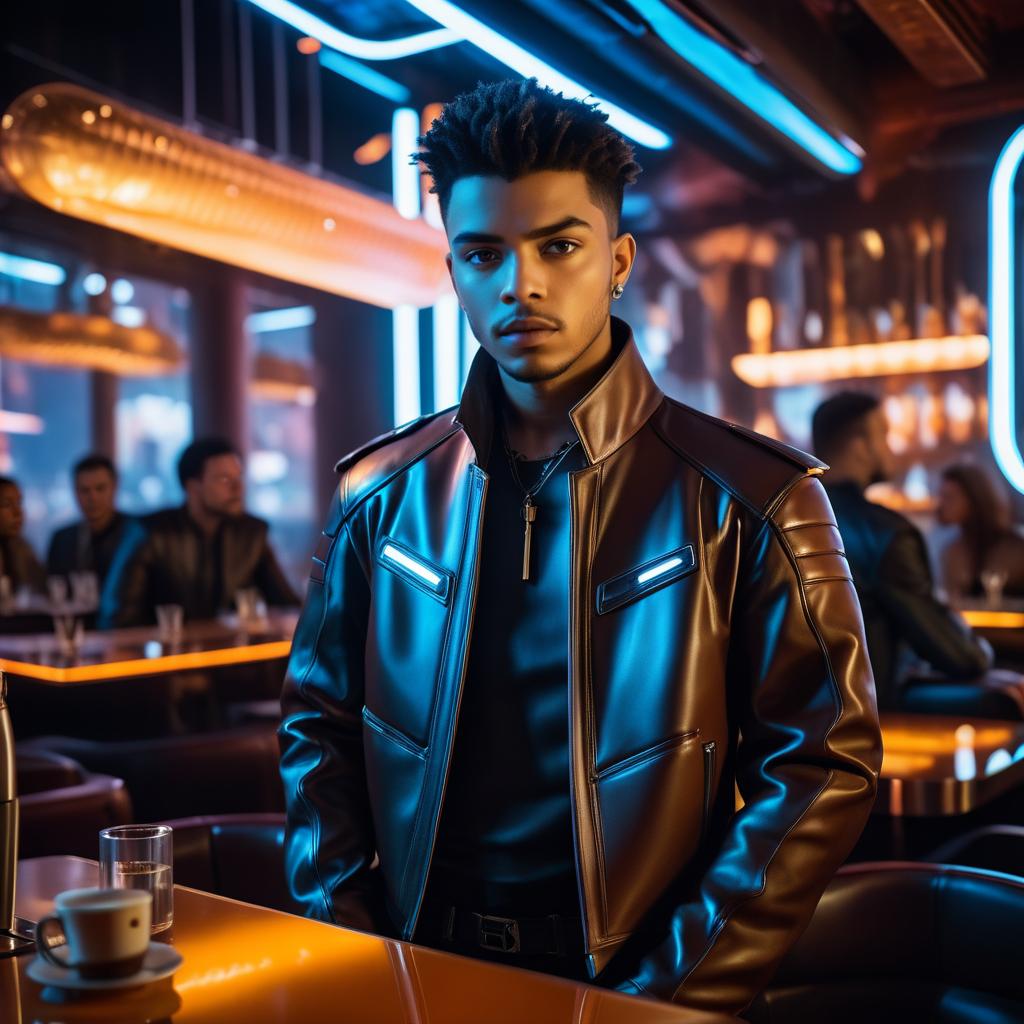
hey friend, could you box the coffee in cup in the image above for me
[35,887,152,979]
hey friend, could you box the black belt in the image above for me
[439,905,581,956]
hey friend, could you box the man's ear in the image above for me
[445,253,461,307]
[611,231,637,290]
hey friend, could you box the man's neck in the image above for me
[497,317,617,459]
[185,500,222,537]
[86,511,116,535]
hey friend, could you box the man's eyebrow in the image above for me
[451,216,593,246]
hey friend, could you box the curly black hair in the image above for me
[415,78,642,233]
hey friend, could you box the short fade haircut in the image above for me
[73,453,117,482]
[811,392,881,463]
[415,78,642,233]
[178,437,238,488]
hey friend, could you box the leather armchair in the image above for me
[746,862,1024,1023]
[20,724,284,821]
[156,813,297,915]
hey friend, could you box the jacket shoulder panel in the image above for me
[335,408,461,519]
[654,399,827,516]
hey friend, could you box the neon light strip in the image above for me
[246,305,316,333]
[0,640,292,685]
[403,0,671,150]
[432,293,460,411]
[962,609,1024,630]
[392,108,421,221]
[0,252,66,286]
[242,0,458,59]
[732,335,990,388]
[637,557,683,585]
[393,305,421,426]
[989,125,1024,494]
[382,543,442,587]
[318,50,410,103]
[624,0,862,174]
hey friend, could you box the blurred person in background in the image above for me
[935,462,1024,601]
[812,392,992,709]
[0,476,45,593]
[100,437,298,627]
[46,454,140,590]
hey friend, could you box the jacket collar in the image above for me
[453,315,664,467]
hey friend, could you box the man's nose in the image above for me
[499,254,545,305]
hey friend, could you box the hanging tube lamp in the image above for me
[0,83,450,309]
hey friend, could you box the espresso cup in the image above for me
[35,887,152,979]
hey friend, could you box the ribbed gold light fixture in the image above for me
[0,307,184,375]
[732,335,990,388]
[251,351,315,406]
[0,83,450,309]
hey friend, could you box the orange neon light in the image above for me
[961,609,1024,629]
[732,335,990,388]
[0,83,450,309]
[0,639,291,684]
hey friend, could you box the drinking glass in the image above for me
[47,575,68,610]
[99,824,174,934]
[235,587,266,627]
[981,568,1009,608]
[70,571,100,611]
[155,603,184,640]
[52,614,84,657]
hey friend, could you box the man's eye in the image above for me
[464,249,498,265]
[545,239,579,255]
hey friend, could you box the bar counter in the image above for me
[4,857,732,1023]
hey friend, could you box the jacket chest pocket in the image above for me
[596,544,696,615]
[376,536,453,605]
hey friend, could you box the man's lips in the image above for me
[497,319,559,347]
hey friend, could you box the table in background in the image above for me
[3,856,731,1024]
[960,600,1024,662]
[1,615,297,739]
[857,713,1024,859]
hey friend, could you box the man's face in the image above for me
[191,453,244,518]
[0,485,23,538]
[74,467,116,527]
[444,170,634,384]
[862,407,895,485]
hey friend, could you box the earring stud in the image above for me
[611,282,625,300]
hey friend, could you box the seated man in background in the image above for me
[101,437,299,627]
[0,476,45,593]
[812,392,992,709]
[47,454,139,591]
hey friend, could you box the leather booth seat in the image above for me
[900,672,1024,720]
[157,813,297,915]
[16,749,88,795]
[20,777,133,860]
[746,862,1024,1023]
[928,825,1024,878]
[20,724,284,822]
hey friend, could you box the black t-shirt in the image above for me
[427,432,587,916]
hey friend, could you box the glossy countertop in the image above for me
[877,713,1024,816]
[4,857,731,1024]
[0,614,296,684]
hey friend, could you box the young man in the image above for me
[101,437,298,627]
[813,392,992,710]
[281,79,881,1015]
[46,454,137,590]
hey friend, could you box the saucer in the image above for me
[27,940,183,991]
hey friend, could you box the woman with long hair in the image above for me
[936,462,1024,600]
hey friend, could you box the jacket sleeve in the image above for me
[876,525,992,678]
[616,475,882,1014]
[278,487,382,932]
[97,523,153,628]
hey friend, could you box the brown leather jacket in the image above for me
[279,317,882,1015]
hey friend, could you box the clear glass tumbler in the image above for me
[99,824,174,934]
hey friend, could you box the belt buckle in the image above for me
[477,914,521,954]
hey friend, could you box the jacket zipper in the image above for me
[361,706,426,760]
[701,740,717,838]
[593,730,701,782]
